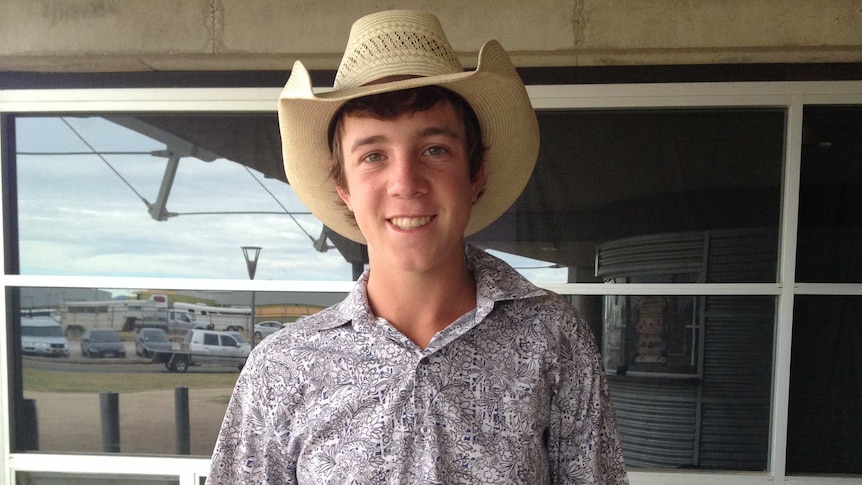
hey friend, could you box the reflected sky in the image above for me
[15,116,567,282]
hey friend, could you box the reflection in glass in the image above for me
[13,287,345,456]
[604,294,699,377]
[13,114,569,283]
[596,229,775,470]
[14,115,351,280]
[471,108,784,284]
[605,295,774,471]
[16,472,178,485]
[797,106,862,283]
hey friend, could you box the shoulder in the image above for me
[249,304,350,364]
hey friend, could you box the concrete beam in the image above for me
[1,0,861,72]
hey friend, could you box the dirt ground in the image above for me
[24,387,232,457]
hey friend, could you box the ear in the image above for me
[470,163,486,203]
[336,184,354,211]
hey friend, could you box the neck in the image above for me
[365,249,476,349]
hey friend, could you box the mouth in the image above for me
[389,216,433,230]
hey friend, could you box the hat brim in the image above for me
[278,40,539,245]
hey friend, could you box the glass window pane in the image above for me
[796,106,862,283]
[788,295,862,475]
[14,115,355,280]
[16,472,178,485]
[13,287,346,456]
[470,109,785,283]
[554,292,776,472]
[12,114,569,284]
[603,295,774,471]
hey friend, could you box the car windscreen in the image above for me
[91,332,120,342]
[142,331,168,342]
[22,325,64,337]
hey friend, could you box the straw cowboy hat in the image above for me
[278,9,539,244]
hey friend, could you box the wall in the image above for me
[1,0,861,73]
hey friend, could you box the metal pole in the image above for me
[99,392,120,453]
[20,398,38,451]
[250,290,256,347]
[241,246,261,347]
[175,386,190,455]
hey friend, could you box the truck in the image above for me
[167,302,251,333]
[57,295,253,337]
[151,329,251,372]
[59,299,163,337]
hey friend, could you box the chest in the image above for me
[281,317,559,483]
[291,325,555,440]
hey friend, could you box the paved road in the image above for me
[23,338,242,373]
[23,339,240,374]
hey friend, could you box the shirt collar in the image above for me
[312,244,547,332]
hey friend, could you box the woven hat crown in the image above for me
[334,10,464,89]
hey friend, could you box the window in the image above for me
[787,105,862,475]
[13,286,347,457]
[520,108,784,471]
[13,114,350,280]
[3,83,861,484]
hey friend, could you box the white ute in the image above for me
[152,329,251,372]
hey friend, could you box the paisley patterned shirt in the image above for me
[207,245,628,484]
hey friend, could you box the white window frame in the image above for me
[2,82,861,485]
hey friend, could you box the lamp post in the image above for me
[241,246,261,346]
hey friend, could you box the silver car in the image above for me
[253,320,284,340]
[21,316,70,358]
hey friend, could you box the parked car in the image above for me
[152,329,251,372]
[135,327,173,358]
[21,316,70,358]
[253,320,284,340]
[81,328,126,358]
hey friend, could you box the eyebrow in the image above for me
[419,125,460,141]
[350,134,387,154]
[349,125,460,154]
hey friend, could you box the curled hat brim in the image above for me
[278,39,539,245]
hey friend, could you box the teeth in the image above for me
[390,216,431,230]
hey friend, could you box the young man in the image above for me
[207,10,628,484]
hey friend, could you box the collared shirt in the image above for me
[207,245,628,484]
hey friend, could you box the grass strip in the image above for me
[23,368,239,393]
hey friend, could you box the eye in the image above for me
[361,152,384,163]
[424,145,448,157]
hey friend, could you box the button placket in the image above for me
[413,351,434,448]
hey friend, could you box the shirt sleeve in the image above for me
[549,311,629,484]
[206,347,299,485]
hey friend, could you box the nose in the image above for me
[387,153,427,198]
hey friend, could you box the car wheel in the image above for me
[254,332,263,340]
[171,356,189,373]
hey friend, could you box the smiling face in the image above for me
[335,100,485,275]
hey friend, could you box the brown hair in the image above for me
[328,86,486,196]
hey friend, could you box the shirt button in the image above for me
[420,424,432,436]
[418,357,430,365]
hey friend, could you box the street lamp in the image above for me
[241,246,261,280]
[241,246,261,346]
